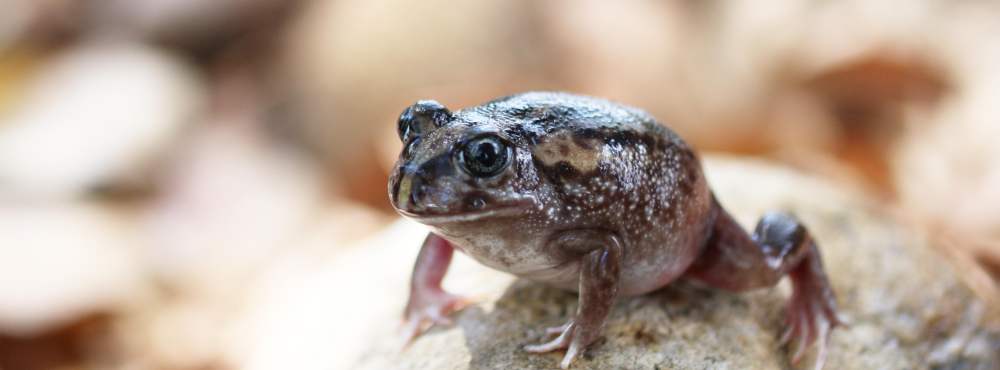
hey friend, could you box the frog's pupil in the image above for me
[475,142,497,165]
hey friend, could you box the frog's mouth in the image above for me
[397,198,535,224]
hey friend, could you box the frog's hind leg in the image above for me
[683,204,844,369]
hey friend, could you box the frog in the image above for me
[387,92,844,369]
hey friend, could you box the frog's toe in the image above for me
[525,321,573,341]
[524,321,588,369]
[400,292,472,346]
[782,285,844,369]
[524,322,573,353]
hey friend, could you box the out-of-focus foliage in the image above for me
[0,0,998,369]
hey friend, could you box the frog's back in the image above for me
[475,92,675,140]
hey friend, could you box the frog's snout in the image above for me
[391,164,418,212]
[391,165,443,214]
[397,173,423,211]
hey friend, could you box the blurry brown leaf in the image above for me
[799,54,950,195]
[0,314,114,370]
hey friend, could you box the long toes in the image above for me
[809,302,835,370]
[525,327,573,353]
[817,301,846,328]
[778,322,796,347]
[399,296,473,348]
[813,321,830,370]
[444,294,476,313]
[779,301,801,347]
[427,308,454,326]
[791,313,812,364]
[806,304,821,346]
[524,339,567,353]
[546,322,573,335]
[525,322,575,343]
[560,341,582,369]
[400,318,426,348]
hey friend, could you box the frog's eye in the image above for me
[398,100,451,142]
[458,134,511,178]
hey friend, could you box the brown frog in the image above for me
[388,92,843,369]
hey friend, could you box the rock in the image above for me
[332,157,998,370]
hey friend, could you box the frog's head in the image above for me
[388,100,540,226]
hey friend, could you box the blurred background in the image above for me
[1,0,999,369]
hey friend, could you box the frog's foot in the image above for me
[780,256,846,370]
[524,321,574,349]
[541,322,574,336]
[401,291,472,346]
[524,321,583,369]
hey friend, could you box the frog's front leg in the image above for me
[402,233,471,344]
[684,202,844,370]
[525,230,622,369]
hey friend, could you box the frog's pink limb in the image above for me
[401,233,472,346]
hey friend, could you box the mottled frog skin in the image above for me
[388,92,843,369]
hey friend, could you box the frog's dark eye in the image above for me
[458,135,511,177]
[397,100,451,142]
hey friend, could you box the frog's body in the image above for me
[388,92,842,369]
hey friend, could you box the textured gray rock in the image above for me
[352,157,999,370]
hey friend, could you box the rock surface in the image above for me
[317,157,999,370]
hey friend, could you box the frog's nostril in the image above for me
[467,196,486,210]
[410,181,428,208]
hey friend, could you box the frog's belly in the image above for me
[446,227,702,297]
[481,242,698,297]
[616,230,706,296]
[503,257,691,296]
[445,232,569,278]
